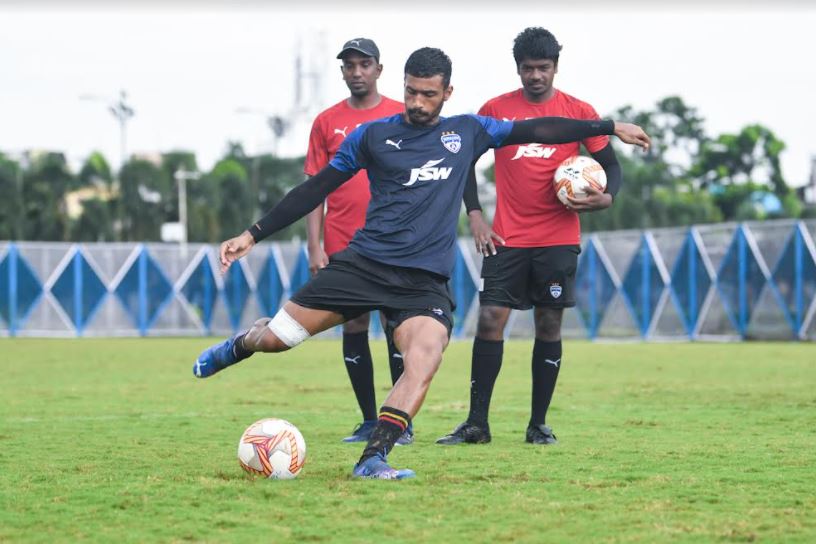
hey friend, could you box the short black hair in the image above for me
[404,47,452,87]
[513,27,562,66]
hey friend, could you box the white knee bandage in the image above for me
[267,309,311,348]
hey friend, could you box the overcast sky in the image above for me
[2,2,814,186]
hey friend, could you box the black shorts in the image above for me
[290,248,454,335]
[479,245,580,310]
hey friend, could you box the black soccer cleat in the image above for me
[525,423,558,445]
[435,422,491,445]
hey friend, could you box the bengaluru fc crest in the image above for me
[441,131,461,154]
[549,283,562,299]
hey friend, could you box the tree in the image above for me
[185,169,220,244]
[614,96,708,177]
[72,198,114,241]
[118,158,171,241]
[691,124,797,219]
[0,153,23,240]
[78,151,113,187]
[71,151,116,242]
[582,97,721,231]
[251,154,308,240]
[593,97,796,227]
[22,152,74,241]
[206,158,254,241]
[693,124,786,193]
[161,151,198,223]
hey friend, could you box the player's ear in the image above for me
[443,85,453,101]
[375,63,383,78]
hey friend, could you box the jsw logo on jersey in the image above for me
[405,159,452,186]
[511,143,558,160]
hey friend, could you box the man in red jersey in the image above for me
[304,38,410,444]
[437,27,624,446]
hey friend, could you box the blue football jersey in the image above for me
[330,113,513,277]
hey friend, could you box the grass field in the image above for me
[1,338,814,543]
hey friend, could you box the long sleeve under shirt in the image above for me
[249,114,614,277]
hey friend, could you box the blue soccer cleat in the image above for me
[342,420,377,443]
[395,422,414,446]
[352,453,415,480]
[193,334,246,378]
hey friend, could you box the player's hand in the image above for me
[468,210,505,256]
[613,122,651,151]
[565,184,613,213]
[308,246,329,275]
[219,231,255,275]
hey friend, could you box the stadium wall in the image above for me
[1,219,815,341]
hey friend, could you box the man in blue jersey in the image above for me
[193,47,650,480]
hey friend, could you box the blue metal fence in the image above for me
[2,220,815,340]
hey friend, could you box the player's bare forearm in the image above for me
[565,185,612,213]
[468,210,505,256]
[305,203,325,251]
[305,201,329,274]
[218,231,256,274]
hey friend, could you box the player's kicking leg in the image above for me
[339,312,413,445]
[352,315,448,480]
[193,301,344,378]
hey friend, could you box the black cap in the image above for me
[336,38,380,61]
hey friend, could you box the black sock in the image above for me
[385,328,404,386]
[530,339,562,426]
[466,337,504,429]
[232,331,254,361]
[343,331,377,421]
[359,406,411,463]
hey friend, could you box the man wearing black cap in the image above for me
[303,38,407,444]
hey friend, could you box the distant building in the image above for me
[130,152,163,168]
[65,185,117,219]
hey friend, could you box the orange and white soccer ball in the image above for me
[237,418,306,479]
[553,155,607,205]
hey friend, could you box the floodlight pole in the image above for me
[174,168,201,255]
[110,90,135,169]
[80,89,135,171]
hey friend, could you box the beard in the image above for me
[406,102,444,126]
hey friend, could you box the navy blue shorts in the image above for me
[290,249,453,335]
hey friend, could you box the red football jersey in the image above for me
[479,89,609,247]
[304,96,403,255]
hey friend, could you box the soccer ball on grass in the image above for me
[237,418,306,479]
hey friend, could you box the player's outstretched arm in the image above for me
[502,118,650,150]
[218,166,352,274]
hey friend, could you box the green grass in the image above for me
[1,339,815,543]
